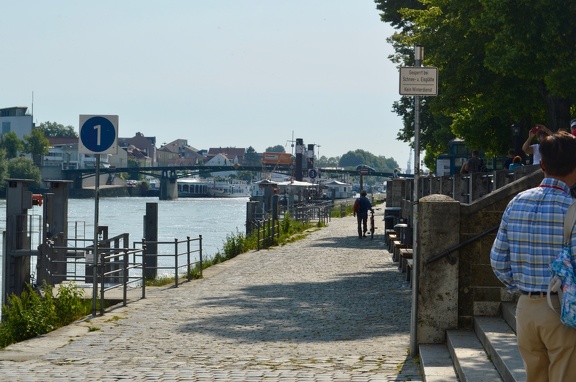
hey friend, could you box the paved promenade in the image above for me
[0,214,421,381]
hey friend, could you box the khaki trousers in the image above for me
[516,294,576,382]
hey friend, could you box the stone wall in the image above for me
[416,168,545,340]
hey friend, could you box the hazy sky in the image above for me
[1,1,411,169]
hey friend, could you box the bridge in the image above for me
[62,165,410,200]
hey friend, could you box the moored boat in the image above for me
[177,178,210,197]
[178,178,251,198]
[207,179,251,198]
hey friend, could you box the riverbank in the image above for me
[0,213,421,381]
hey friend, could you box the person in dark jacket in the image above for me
[353,190,374,238]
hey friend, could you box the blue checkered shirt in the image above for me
[490,177,576,293]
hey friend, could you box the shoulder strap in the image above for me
[564,202,576,245]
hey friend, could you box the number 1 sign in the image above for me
[78,115,119,154]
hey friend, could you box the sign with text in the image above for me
[399,67,438,96]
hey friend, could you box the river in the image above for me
[0,196,249,292]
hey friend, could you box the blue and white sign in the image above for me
[308,169,317,179]
[78,115,119,154]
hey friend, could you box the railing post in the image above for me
[141,239,146,299]
[187,236,191,282]
[199,235,203,278]
[174,238,179,288]
[123,249,128,306]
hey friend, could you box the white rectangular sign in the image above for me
[399,67,438,96]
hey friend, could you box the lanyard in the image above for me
[540,184,566,192]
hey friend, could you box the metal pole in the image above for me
[410,45,423,357]
[92,154,100,316]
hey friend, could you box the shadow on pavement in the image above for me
[178,264,411,343]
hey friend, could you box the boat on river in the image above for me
[207,179,251,198]
[178,178,251,198]
[177,178,210,197]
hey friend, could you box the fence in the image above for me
[290,201,333,225]
[251,217,280,250]
[36,233,203,315]
[387,165,541,225]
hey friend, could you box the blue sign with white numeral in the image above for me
[79,115,118,154]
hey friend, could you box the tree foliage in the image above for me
[0,148,8,189]
[38,121,78,138]
[338,149,399,172]
[243,146,260,166]
[1,131,24,159]
[7,157,42,189]
[24,128,49,165]
[375,0,576,171]
[265,145,285,153]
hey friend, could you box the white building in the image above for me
[0,106,33,139]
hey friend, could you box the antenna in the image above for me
[31,91,34,121]
[285,130,295,156]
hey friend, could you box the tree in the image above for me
[265,145,285,153]
[243,146,260,166]
[38,121,78,138]
[24,128,49,165]
[375,0,576,171]
[7,157,42,189]
[1,131,24,159]
[338,149,398,173]
[0,148,8,190]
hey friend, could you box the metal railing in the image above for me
[251,218,280,250]
[37,233,203,315]
[290,202,333,225]
[133,235,204,295]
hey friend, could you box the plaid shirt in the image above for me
[490,177,575,292]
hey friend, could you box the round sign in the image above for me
[308,169,317,179]
[80,116,117,153]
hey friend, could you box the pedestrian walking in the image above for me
[353,190,373,238]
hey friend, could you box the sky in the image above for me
[1,1,411,170]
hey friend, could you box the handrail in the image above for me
[424,224,500,265]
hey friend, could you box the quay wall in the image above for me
[388,166,545,343]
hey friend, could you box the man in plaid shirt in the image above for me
[491,131,576,381]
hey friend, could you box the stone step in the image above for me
[474,316,525,382]
[419,344,459,381]
[501,301,517,333]
[446,329,503,381]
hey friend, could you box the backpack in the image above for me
[547,202,576,328]
[353,199,360,214]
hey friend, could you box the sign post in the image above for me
[399,52,439,357]
[79,115,118,316]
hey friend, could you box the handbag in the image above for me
[547,202,576,328]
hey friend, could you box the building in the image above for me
[206,147,245,165]
[118,132,157,166]
[0,106,33,140]
[157,139,205,166]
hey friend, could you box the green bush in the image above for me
[0,282,87,348]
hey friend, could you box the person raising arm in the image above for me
[522,124,552,164]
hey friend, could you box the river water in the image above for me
[0,196,249,292]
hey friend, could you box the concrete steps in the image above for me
[420,302,526,382]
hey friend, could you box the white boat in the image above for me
[178,178,251,198]
[207,179,251,198]
[177,178,210,197]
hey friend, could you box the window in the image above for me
[2,121,10,134]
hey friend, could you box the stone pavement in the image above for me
[0,214,422,381]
